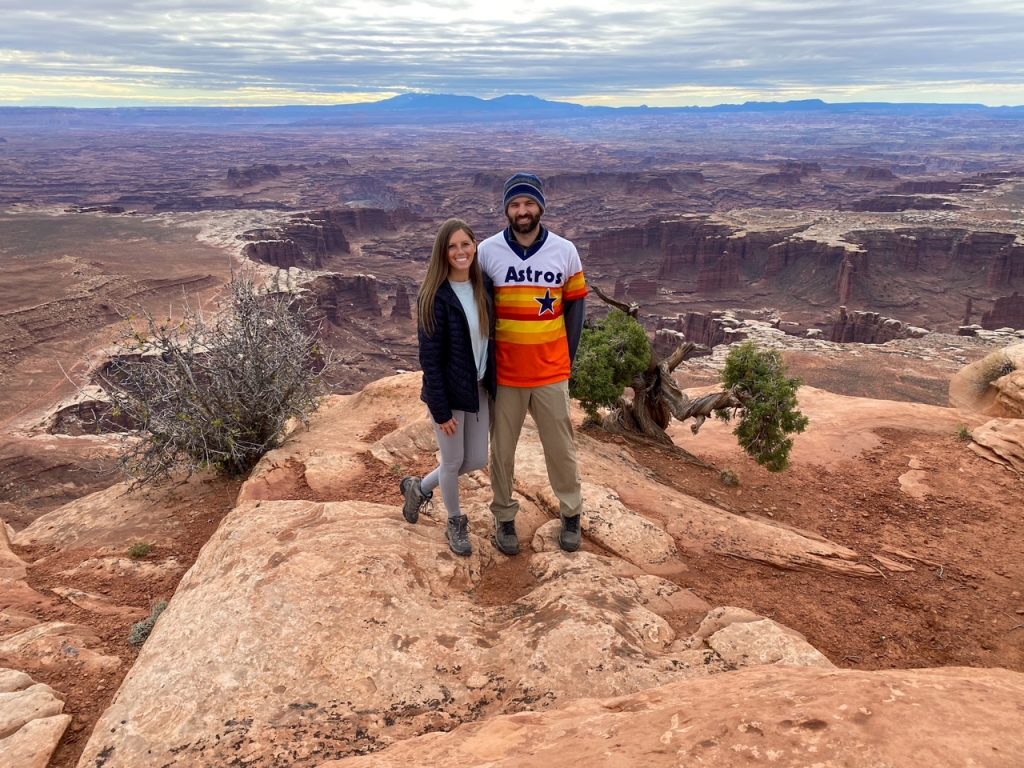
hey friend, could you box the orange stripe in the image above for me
[563,272,588,300]
[496,341,571,385]
[498,327,569,345]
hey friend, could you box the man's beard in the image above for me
[508,210,541,235]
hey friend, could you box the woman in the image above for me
[400,218,495,557]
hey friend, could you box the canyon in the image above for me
[0,100,1022,766]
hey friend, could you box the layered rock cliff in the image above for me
[829,306,925,344]
[981,292,1024,330]
[239,207,417,270]
[584,215,1024,328]
[225,163,282,189]
[305,273,383,321]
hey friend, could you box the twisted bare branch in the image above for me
[590,283,639,317]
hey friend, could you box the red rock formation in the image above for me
[981,292,1024,330]
[764,239,852,278]
[615,278,659,301]
[844,166,897,181]
[963,297,974,325]
[837,257,856,304]
[624,176,673,195]
[305,274,382,323]
[286,210,352,253]
[778,161,821,175]
[521,171,706,197]
[657,312,746,349]
[830,306,910,343]
[243,208,422,270]
[391,283,412,321]
[588,217,803,295]
[242,239,306,269]
[984,240,1024,289]
[955,231,1018,267]
[226,164,281,188]
[299,207,414,235]
[894,180,961,194]
[586,218,1020,316]
[757,171,802,187]
[656,220,745,290]
[846,228,1018,279]
[848,195,958,212]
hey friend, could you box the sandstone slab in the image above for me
[0,671,69,768]
[14,474,222,550]
[970,418,1024,474]
[323,665,1024,768]
[77,500,733,767]
[0,713,73,768]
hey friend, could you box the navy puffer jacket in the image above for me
[419,278,497,424]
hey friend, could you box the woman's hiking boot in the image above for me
[400,476,432,523]
[447,514,472,556]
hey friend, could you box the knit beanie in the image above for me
[502,172,545,212]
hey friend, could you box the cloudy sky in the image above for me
[2,0,1022,108]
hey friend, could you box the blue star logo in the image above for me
[535,289,557,316]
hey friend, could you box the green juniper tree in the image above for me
[569,287,808,471]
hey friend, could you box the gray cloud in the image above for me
[1,0,1022,104]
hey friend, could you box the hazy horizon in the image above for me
[2,1,1023,109]
[2,93,1022,113]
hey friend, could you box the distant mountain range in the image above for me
[2,94,1022,129]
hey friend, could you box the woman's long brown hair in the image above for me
[417,218,489,337]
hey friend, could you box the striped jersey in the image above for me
[478,228,588,387]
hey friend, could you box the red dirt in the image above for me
[591,425,1024,672]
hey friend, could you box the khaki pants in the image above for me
[489,380,582,522]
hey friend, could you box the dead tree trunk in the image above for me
[591,284,741,444]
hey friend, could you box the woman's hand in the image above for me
[438,417,458,436]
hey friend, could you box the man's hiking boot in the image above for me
[400,476,432,523]
[493,519,520,556]
[447,515,472,557]
[559,514,582,552]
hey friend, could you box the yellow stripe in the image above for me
[564,272,586,291]
[496,291,563,306]
[498,317,566,334]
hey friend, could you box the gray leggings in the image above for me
[420,383,490,518]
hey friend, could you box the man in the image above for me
[477,172,587,554]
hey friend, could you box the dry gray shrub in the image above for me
[100,270,327,486]
[129,600,168,646]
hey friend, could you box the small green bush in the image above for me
[956,424,972,442]
[127,542,152,559]
[570,310,652,421]
[129,600,168,646]
[718,342,809,472]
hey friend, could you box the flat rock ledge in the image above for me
[76,499,828,767]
